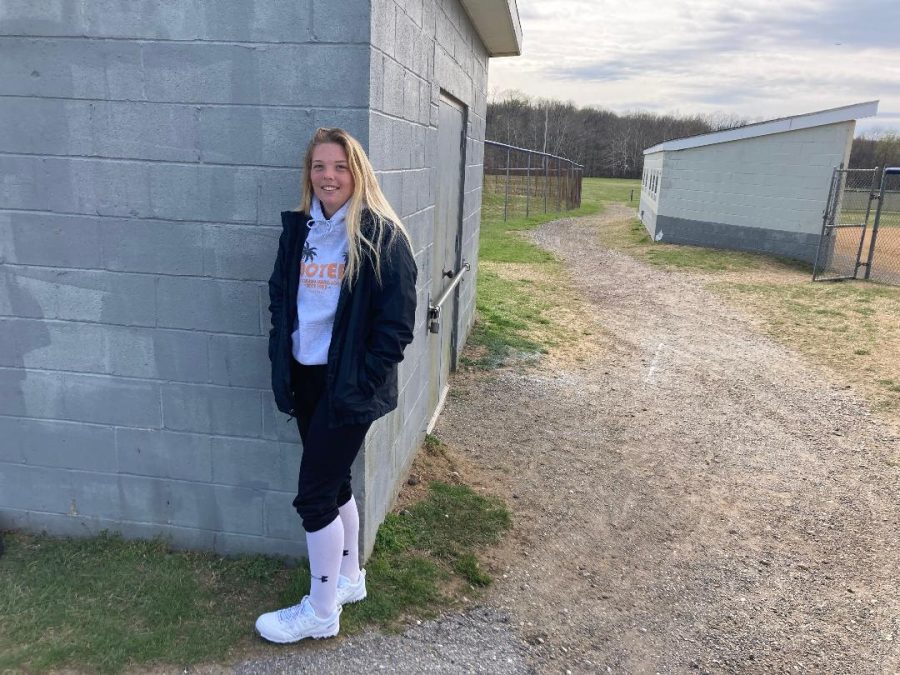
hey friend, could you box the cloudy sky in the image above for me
[488,0,900,135]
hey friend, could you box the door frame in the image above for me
[438,90,468,373]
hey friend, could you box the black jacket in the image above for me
[268,209,418,427]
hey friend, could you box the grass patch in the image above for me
[468,266,550,368]
[454,553,493,587]
[0,479,510,673]
[0,533,273,674]
[596,213,809,275]
[471,177,640,368]
[709,279,900,418]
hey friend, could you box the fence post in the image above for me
[544,155,549,214]
[813,166,838,280]
[864,167,895,280]
[854,167,880,278]
[525,151,531,218]
[504,146,511,222]
[556,156,562,211]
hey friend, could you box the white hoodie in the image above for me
[291,197,350,365]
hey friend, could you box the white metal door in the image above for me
[427,94,466,430]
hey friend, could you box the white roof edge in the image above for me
[643,100,879,155]
[459,0,523,57]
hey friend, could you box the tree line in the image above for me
[849,133,900,171]
[485,92,745,178]
[486,92,900,178]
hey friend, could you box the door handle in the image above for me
[428,260,471,334]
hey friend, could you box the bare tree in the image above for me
[487,92,752,178]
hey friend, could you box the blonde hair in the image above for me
[299,127,413,288]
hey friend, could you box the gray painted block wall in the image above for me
[0,0,487,561]
[0,0,372,558]
[359,0,488,557]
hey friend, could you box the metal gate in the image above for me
[813,166,900,285]
[812,167,878,281]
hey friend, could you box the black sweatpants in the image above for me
[290,359,371,532]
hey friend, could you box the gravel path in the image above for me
[436,208,900,674]
[230,608,534,674]
[231,208,899,674]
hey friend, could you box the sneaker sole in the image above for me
[256,620,340,643]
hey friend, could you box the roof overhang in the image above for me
[644,100,879,155]
[459,0,522,57]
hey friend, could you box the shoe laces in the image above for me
[278,597,313,624]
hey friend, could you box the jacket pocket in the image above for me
[362,351,387,392]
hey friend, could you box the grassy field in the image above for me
[0,468,509,674]
[469,178,639,368]
[474,175,900,421]
[583,178,900,420]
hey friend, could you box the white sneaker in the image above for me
[335,568,367,605]
[255,596,341,643]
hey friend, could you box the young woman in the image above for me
[256,128,417,643]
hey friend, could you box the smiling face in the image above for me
[309,142,355,219]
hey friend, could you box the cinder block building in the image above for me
[0,0,522,558]
[639,101,878,263]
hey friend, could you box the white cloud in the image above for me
[491,0,900,132]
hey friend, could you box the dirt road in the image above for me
[434,207,900,673]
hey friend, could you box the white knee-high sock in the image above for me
[305,516,343,619]
[338,496,361,582]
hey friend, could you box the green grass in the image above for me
[709,277,900,416]
[602,212,810,274]
[0,481,510,673]
[0,533,267,673]
[467,268,549,368]
[471,177,640,368]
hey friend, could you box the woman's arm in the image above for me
[267,228,288,362]
[364,233,418,387]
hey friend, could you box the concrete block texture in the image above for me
[654,215,821,263]
[0,0,315,42]
[202,225,281,282]
[211,436,298,492]
[2,0,490,560]
[0,318,210,383]
[311,0,370,42]
[142,43,369,107]
[0,98,200,163]
[0,38,145,100]
[161,383,263,437]
[0,368,161,427]
[0,417,115,471]
[0,155,262,224]
[156,277,261,335]
[208,334,270,389]
[0,463,121,518]
[117,428,213,482]
[0,212,103,270]
[0,265,156,326]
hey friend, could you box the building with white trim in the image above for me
[0,0,521,560]
[639,101,879,262]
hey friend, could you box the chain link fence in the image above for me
[813,168,878,281]
[813,166,900,285]
[482,140,583,221]
[867,168,900,285]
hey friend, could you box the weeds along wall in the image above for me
[0,0,495,560]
